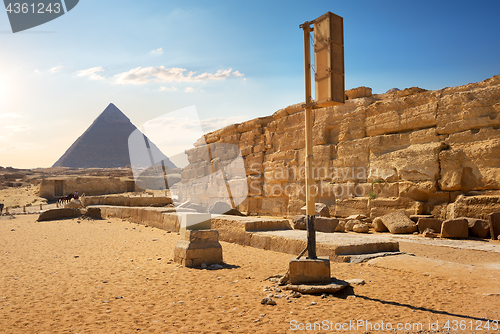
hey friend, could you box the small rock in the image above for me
[310,302,317,305]
[201,263,207,269]
[115,296,123,299]
[253,319,260,323]
[347,278,365,285]
[151,238,157,241]
[353,223,369,233]
[260,297,276,306]
[289,291,302,298]
[422,228,439,238]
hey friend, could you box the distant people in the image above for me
[0,203,4,214]
[74,191,79,200]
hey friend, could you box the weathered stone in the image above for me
[84,207,101,219]
[372,217,388,232]
[282,280,349,294]
[488,212,500,241]
[38,208,81,222]
[344,219,360,232]
[315,217,339,233]
[379,210,417,234]
[300,203,330,217]
[410,214,434,223]
[422,228,439,238]
[441,218,468,238]
[417,218,443,234]
[291,215,306,230]
[335,220,345,232]
[345,214,367,220]
[174,230,223,268]
[447,195,500,220]
[289,257,330,285]
[465,217,490,238]
[353,223,369,233]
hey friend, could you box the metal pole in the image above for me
[303,22,317,259]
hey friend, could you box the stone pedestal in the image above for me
[178,213,212,238]
[174,230,223,268]
[289,257,331,285]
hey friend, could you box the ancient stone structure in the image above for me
[180,75,500,219]
[39,176,137,200]
[174,230,223,268]
[53,103,175,169]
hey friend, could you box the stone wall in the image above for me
[181,75,500,219]
[39,176,137,199]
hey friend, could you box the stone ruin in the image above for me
[176,75,500,223]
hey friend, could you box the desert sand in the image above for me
[0,210,499,334]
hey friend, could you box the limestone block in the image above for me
[174,230,223,268]
[300,203,330,217]
[365,96,438,137]
[372,182,399,198]
[370,142,443,182]
[439,138,500,191]
[370,197,424,218]
[315,217,339,233]
[436,85,500,135]
[417,218,443,234]
[380,210,417,234]
[372,217,388,232]
[84,207,101,219]
[291,215,306,230]
[488,212,500,241]
[335,198,369,217]
[179,213,211,238]
[398,181,437,202]
[289,257,331,285]
[346,86,372,100]
[465,218,490,238]
[446,195,500,220]
[441,218,468,239]
[410,214,434,223]
[38,208,81,222]
[260,197,288,215]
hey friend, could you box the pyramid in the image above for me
[53,103,175,169]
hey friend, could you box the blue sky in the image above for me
[1,0,500,168]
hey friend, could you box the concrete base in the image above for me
[174,230,223,268]
[289,257,331,285]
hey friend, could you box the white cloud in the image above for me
[0,113,22,119]
[184,87,195,93]
[150,47,163,55]
[76,67,105,81]
[49,65,64,73]
[158,86,178,92]
[34,69,41,74]
[5,125,31,133]
[200,115,249,132]
[113,66,244,85]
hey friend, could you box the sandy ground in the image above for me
[0,186,47,210]
[1,212,499,334]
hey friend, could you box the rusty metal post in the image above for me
[302,22,317,259]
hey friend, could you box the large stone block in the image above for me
[379,210,417,234]
[300,203,330,217]
[488,212,500,241]
[37,208,81,222]
[289,257,331,285]
[465,218,490,238]
[441,218,468,239]
[174,230,223,268]
[417,218,443,234]
[179,213,212,238]
[315,217,339,233]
